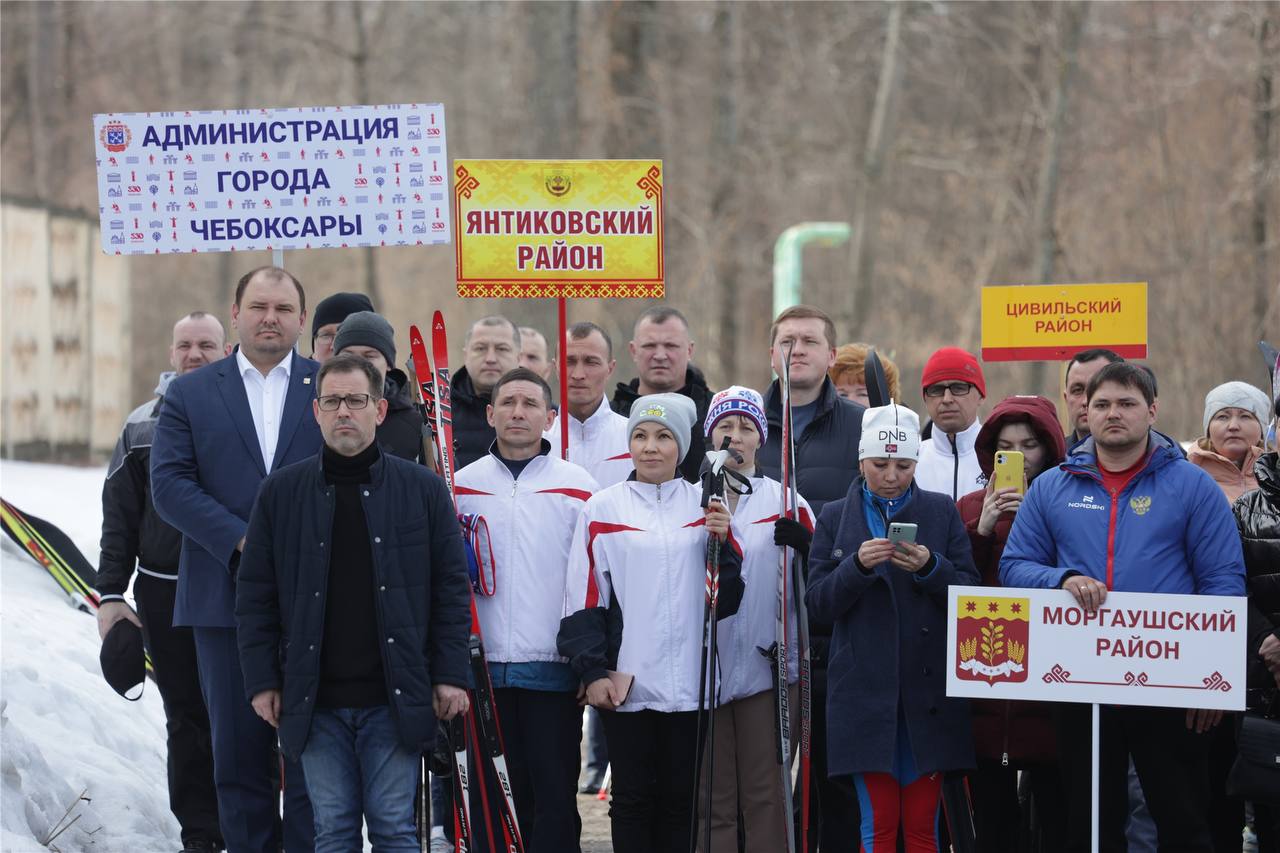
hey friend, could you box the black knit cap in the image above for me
[334,311,396,366]
[312,292,374,340]
[100,619,146,700]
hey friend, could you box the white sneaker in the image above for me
[430,838,453,853]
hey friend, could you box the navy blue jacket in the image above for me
[756,377,866,516]
[806,479,980,777]
[235,449,472,759]
[151,350,323,628]
[757,377,866,678]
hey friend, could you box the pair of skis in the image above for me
[767,345,812,853]
[1,495,159,680]
[407,313,524,853]
[0,496,101,613]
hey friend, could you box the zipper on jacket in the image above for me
[1105,487,1120,589]
[505,470,518,655]
[949,432,959,500]
[1001,701,1011,766]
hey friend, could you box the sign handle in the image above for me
[558,298,569,461]
[273,248,284,268]
[1091,702,1100,853]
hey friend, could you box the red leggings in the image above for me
[852,771,943,853]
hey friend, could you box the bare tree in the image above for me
[848,2,904,337]
[1027,1,1089,394]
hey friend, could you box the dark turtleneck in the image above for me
[317,441,386,708]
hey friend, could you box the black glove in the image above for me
[774,516,811,557]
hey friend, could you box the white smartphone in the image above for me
[888,522,918,545]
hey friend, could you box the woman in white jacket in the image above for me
[558,393,744,853]
[698,386,814,853]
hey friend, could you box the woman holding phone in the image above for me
[806,402,980,852]
[557,393,744,853]
[956,394,1067,851]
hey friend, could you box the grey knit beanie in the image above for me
[1202,381,1271,434]
[627,393,696,462]
[334,311,396,366]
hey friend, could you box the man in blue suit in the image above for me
[153,266,322,853]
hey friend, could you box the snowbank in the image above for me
[2,461,180,852]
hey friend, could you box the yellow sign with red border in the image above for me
[981,282,1147,362]
[453,159,664,299]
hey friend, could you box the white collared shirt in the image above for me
[236,348,293,470]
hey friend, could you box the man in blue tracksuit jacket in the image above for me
[1001,362,1245,853]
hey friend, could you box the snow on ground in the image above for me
[1,460,180,853]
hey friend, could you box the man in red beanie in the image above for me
[917,346,986,499]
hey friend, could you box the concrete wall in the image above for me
[2,199,131,462]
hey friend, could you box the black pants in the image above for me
[493,687,582,853]
[602,709,699,853]
[582,707,609,778]
[1057,704,1212,852]
[134,573,221,845]
[192,626,314,853]
[1205,718,1243,853]
[970,761,1067,853]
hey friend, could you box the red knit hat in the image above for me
[921,347,986,397]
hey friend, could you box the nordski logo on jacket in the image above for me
[956,595,1029,685]
[1067,493,1105,511]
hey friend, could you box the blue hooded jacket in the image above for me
[999,430,1245,596]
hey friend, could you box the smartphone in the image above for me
[993,450,1025,494]
[888,522,918,545]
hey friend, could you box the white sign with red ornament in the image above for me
[946,586,1247,711]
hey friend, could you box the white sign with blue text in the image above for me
[92,103,450,254]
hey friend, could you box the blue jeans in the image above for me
[300,706,418,852]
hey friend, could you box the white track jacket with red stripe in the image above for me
[455,446,599,666]
[559,475,744,713]
[718,475,814,704]
[543,395,634,488]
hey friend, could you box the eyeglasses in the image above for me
[314,333,337,345]
[924,382,975,398]
[317,393,375,411]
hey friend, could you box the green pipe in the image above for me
[772,222,850,317]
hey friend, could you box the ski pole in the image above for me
[689,437,732,853]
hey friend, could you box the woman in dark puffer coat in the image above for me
[1233,404,1280,853]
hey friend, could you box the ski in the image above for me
[408,325,440,471]
[781,346,813,853]
[430,313,525,853]
[467,633,523,852]
[1,496,100,612]
[445,715,474,853]
[429,311,457,496]
[865,346,891,407]
[1,496,157,678]
[764,348,798,853]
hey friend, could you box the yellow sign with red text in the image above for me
[981,283,1147,362]
[453,159,664,299]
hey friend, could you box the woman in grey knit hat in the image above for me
[1188,380,1272,503]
